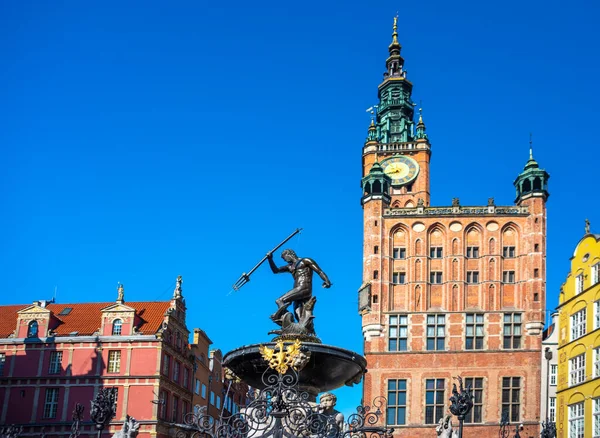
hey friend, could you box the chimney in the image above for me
[193,328,201,345]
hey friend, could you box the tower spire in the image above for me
[529,133,533,159]
[388,16,401,55]
[416,106,428,140]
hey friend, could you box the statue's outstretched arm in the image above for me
[267,253,288,274]
[305,258,332,288]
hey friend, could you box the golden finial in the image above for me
[389,15,400,50]
[418,107,423,124]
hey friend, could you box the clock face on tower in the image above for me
[381,156,420,186]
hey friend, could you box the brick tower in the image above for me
[358,19,550,437]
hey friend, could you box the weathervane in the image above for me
[366,105,379,121]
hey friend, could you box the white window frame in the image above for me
[550,364,557,385]
[569,354,586,386]
[43,388,59,419]
[594,398,600,438]
[108,350,121,373]
[549,397,556,423]
[112,319,122,336]
[595,347,600,378]
[576,273,584,294]
[594,263,600,285]
[48,351,63,374]
[569,402,584,438]
[595,301,600,330]
[571,309,587,341]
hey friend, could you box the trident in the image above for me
[232,228,302,291]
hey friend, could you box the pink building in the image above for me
[0,278,193,437]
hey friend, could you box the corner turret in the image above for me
[513,142,550,204]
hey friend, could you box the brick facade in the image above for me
[359,20,548,437]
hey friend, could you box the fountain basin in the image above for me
[223,342,367,397]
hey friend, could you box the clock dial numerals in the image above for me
[382,156,420,186]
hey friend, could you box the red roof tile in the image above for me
[0,301,171,338]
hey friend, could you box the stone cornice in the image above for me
[384,205,529,218]
[0,335,158,345]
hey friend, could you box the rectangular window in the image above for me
[172,396,179,422]
[107,350,121,373]
[43,388,59,419]
[173,361,180,383]
[501,377,521,422]
[48,351,63,374]
[392,272,406,284]
[466,271,480,284]
[425,379,445,424]
[373,270,379,280]
[594,263,600,285]
[503,313,522,349]
[594,398,600,438]
[571,308,586,341]
[183,367,189,388]
[503,246,515,258]
[464,378,483,423]
[595,301,600,330]
[569,402,584,438]
[466,246,479,258]
[550,364,557,385]
[393,247,406,259]
[202,383,207,398]
[182,401,188,422]
[374,245,379,254]
[429,272,442,284]
[388,315,408,351]
[160,391,168,419]
[0,353,5,376]
[595,348,600,378]
[195,379,201,395]
[210,391,215,405]
[163,354,170,376]
[503,271,515,283]
[216,395,221,409]
[386,379,407,425]
[426,315,445,351]
[465,314,484,350]
[549,397,556,423]
[576,274,584,294]
[430,247,443,258]
[569,354,585,386]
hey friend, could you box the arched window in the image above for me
[112,319,122,336]
[28,321,38,338]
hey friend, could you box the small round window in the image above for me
[583,253,590,262]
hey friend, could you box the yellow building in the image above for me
[556,223,600,437]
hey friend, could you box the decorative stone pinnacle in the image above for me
[116,283,124,304]
[173,275,183,299]
[585,218,591,234]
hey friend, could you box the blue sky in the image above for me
[1,0,599,414]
